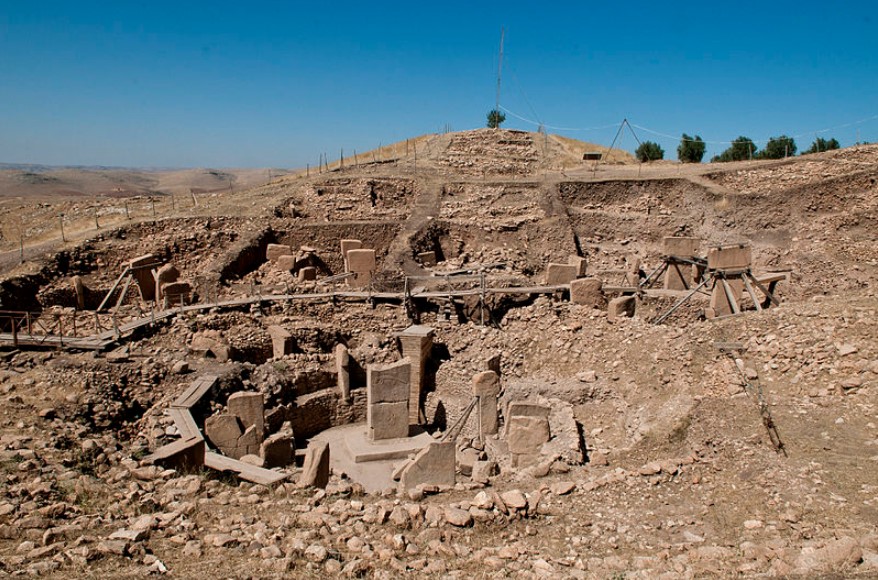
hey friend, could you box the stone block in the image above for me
[608,295,636,322]
[507,415,551,455]
[472,460,498,484]
[399,441,455,490]
[570,277,606,308]
[267,325,293,359]
[298,266,317,281]
[417,251,437,266]
[663,237,700,257]
[545,263,578,285]
[143,436,205,472]
[299,440,330,489]
[275,255,296,272]
[233,425,262,459]
[204,414,243,451]
[266,243,292,262]
[506,402,550,421]
[260,432,294,468]
[228,392,265,439]
[366,359,411,405]
[368,402,410,440]
[568,255,588,277]
[707,245,751,271]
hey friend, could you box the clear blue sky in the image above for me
[1,1,876,168]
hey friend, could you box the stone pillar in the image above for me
[570,278,606,308]
[340,239,363,272]
[335,343,351,403]
[127,254,158,301]
[267,325,293,359]
[154,263,180,304]
[299,440,330,488]
[72,276,86,310]
[568,255,587,277]
[545,263,578,285]
[663,237,701,290]
[398,325,434,425]
[366,359,411,441]
[473,370,500,437]
[347,249,376,288]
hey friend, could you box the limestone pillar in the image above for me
[398,325,434,425]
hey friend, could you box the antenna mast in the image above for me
[495,27,505,122]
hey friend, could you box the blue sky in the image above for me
[1,1,876,167]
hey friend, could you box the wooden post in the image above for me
[151,197,156,219]
[19,231,24,264]
[59,214,66,242]
[124,200,130,220]
[171,194,176,211]
[93,206,99,229]
[11,316,17,347]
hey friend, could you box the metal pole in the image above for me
[59,214,66,242]
[93,206,99,229]
[125,200,130,220]
[151,198,156,219]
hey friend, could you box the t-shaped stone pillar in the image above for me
[398,325,434,425]
[472,370,501,437]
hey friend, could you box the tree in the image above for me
[677,133,706,163]
[758,135,796,159]
[711,136,757,162]
[486,109,506,129]
[635,141,664,162]
[802,137,840,155]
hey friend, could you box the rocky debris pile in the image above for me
[708,144,878,195]
[295,177,416,221]
[438,129,540,176]
[440,184,545,230]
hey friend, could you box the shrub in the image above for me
[759,135,796,159]
[677,134,706,163]
[712,137,757,162]
[803,137,840,154]
[486,109,506,129]
[635,141,664,162]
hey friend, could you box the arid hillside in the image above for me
[0,129,876,578]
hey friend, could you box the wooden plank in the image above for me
[97,266,131,312]
[172,375,219,409]
[754,272,788,284]
[720,278,741,314]
[168,407,203,440]
[741,275,763,313]
[204,451,288,486]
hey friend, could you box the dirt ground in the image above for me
[0,129,877,578]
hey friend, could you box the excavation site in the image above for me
[0,129,877,578]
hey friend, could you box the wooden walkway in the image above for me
[0,283,571,351]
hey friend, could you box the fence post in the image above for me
[11,316,18,347]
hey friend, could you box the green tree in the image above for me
[677,133,706,163]
[758,135,796,159]
[486,109,506,129]
[802,137,840,154]
[711,137,757,162]
[635,141,664,162]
